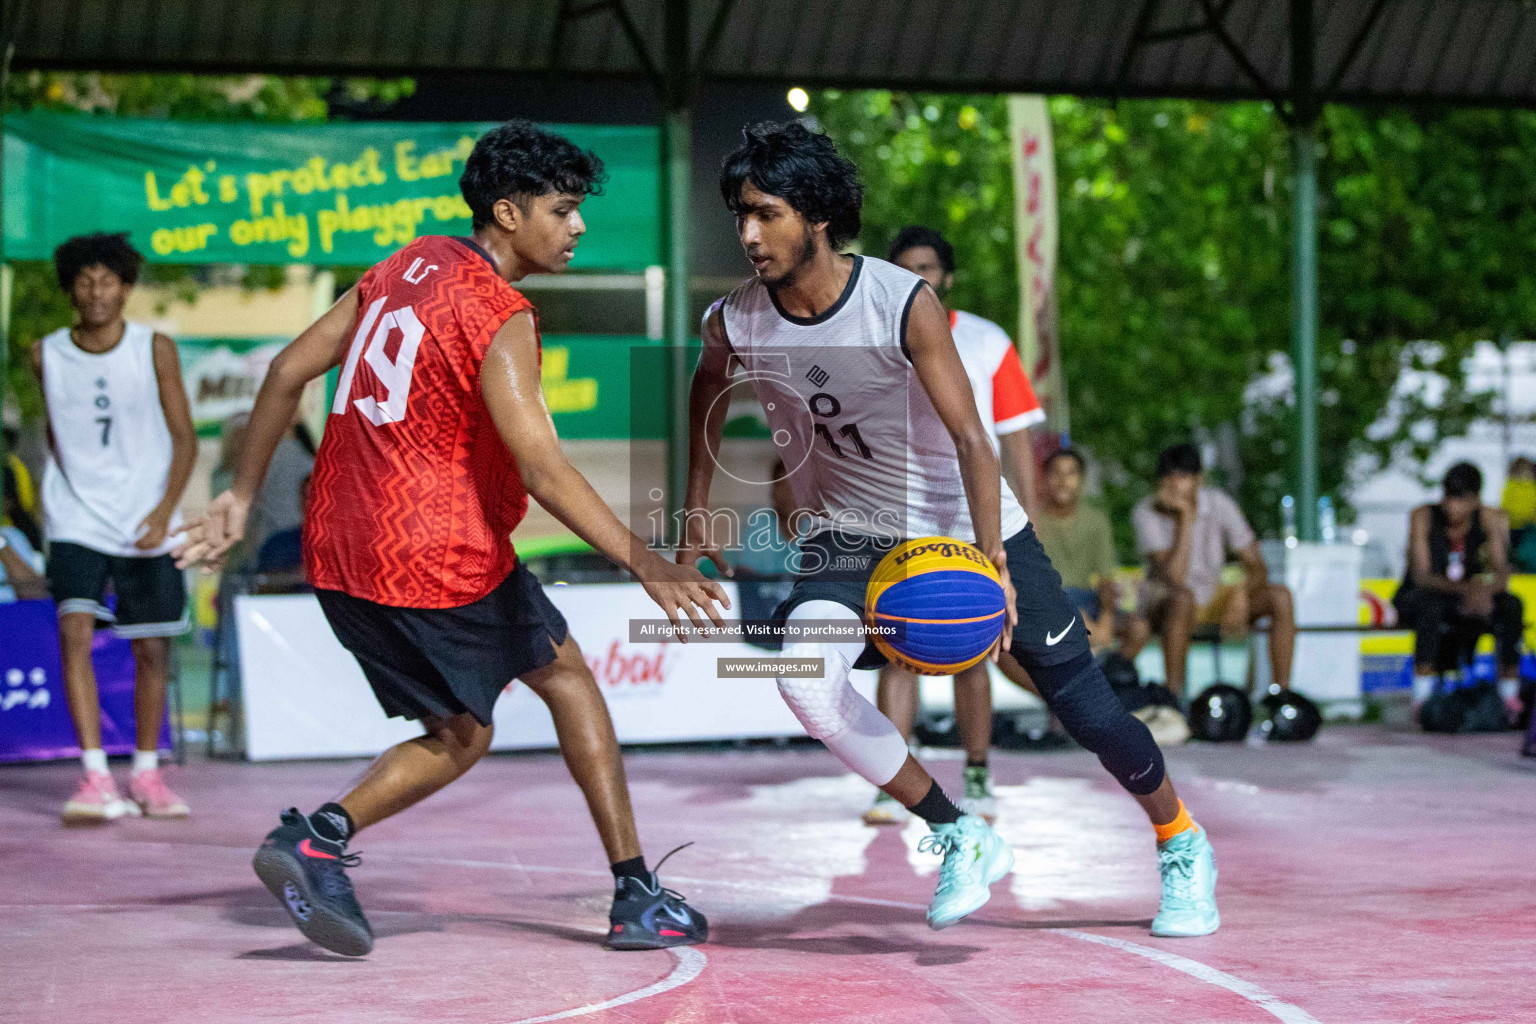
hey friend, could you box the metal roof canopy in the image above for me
[8,1,1536,540]
[9,1,1536,108]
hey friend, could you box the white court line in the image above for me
[0,901,708,1024]
[1060,931,1322,1024]
[389,855,1327,1024]
[503,947,707,1024]
[44,842,1323,1023]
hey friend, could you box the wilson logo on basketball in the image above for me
[586,640,679,691]
[892,541,988,568]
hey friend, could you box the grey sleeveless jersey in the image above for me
[716,255,1027,544]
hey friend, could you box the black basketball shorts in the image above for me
[46,540,189,638]
[315,559,569,727]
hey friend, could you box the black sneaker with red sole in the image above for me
[605,845,706,950]
[252,808,373,957]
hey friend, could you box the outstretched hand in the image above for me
[640,554,732,642]
[173,490,251,570]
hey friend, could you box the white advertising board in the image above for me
[1282,542,1364,717]
[237,583,880,761]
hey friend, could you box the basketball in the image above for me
[864,537,1008,675]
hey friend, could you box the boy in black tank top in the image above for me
[1395,461,1525,716]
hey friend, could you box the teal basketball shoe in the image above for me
[1150,826,1220,937]
[919,814,1015,929]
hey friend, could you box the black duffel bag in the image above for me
[1419,679,1510,734]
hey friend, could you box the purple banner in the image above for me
[0,599,172,763]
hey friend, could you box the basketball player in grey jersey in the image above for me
[682,122,1219,937]
[34,233,197,823]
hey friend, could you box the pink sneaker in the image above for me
[62,770,140,824]
[128,769,190,818]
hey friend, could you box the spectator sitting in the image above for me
[1501,456,1536,572]
[252,474,311,593]
[213,413,315,575]
[1032,447,1148,657]
[1133,443,1295,700]
[1395,461,1525,717]
[0,523,48,602]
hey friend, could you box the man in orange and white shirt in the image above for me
[865,226,1046,824]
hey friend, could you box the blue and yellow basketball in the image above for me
[864,537,1007,675]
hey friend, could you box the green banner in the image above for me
[3,113,660,270]
[543,335,668,440]
[185,334,688,441]
[177,336,286,437]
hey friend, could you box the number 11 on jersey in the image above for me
[808,390,875,460]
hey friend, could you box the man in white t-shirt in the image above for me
[1133,443,1295,699]
[863,226,1046,825]
[32,233,197,823]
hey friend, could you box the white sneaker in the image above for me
[862,790,911,826]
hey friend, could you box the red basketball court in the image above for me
[6,725,1531,1024]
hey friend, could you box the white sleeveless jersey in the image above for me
[715,255,1027,544]
[40,322,182,556]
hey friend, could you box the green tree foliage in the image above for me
[3,73,412,423]
[811,90,1536,551]
[812,92,1022,337]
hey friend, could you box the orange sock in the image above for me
[1153,800,1197,844]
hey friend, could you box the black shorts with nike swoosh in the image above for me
[1003,525,1166,797]
[999,523,1094,671]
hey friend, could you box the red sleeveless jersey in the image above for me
[305,236,534,608]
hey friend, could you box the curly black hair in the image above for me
[1155,443,1203,479]
[460,119,607,228]
[889,225,956,274]
[720,121,863,249]
[53,232,143,291]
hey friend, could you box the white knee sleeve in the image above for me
[777,601,910,787]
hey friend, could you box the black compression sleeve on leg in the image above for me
[1028,651,1166,796]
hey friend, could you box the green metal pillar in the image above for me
[1291,120,1319,540]
[1290,0,1320,541]
[662,0,692,540]
[663,110,691,538]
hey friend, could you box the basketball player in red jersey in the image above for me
[176,121,724,956]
